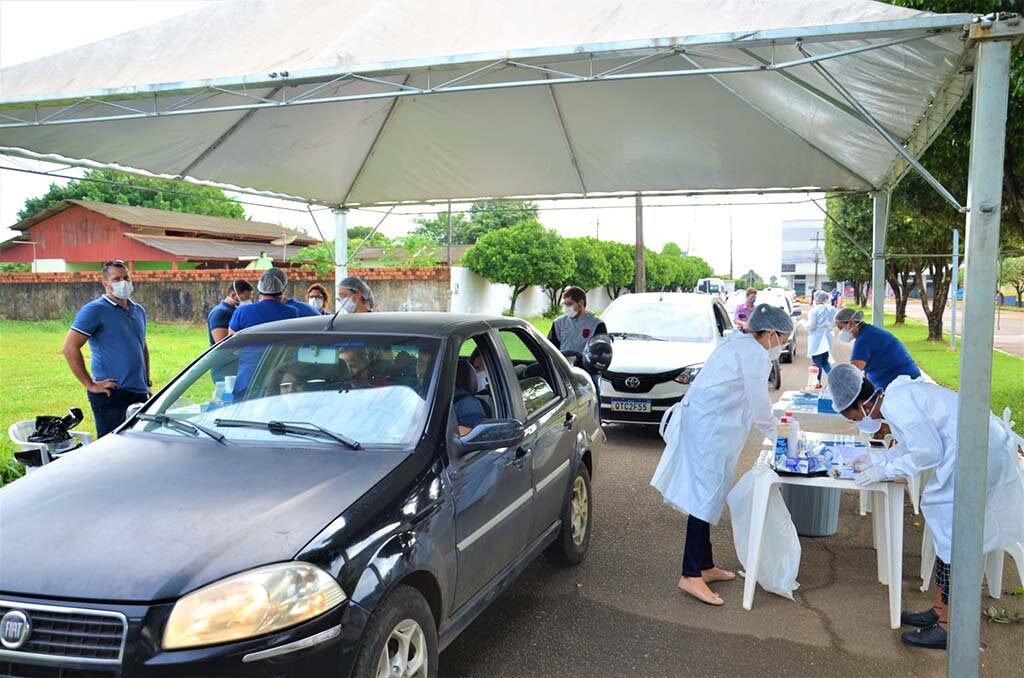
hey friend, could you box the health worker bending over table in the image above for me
[829,363,1024,650]
[651,303,794,607]
[834,308,919,389]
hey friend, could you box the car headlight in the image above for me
[163,562,346,650]
[673,365,703,385]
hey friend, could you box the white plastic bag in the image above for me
[728,465,801,600]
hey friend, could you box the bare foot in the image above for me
[701,567,736,583]
[678,576,724,606]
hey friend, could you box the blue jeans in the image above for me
[811,352,831,384]
[87,388,149,438]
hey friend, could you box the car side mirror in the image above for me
[126,402,145,420]
[454,419,526,456]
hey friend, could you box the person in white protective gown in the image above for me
[651,303,794,606]
[829,363,1024,650]
[806,290,835,387]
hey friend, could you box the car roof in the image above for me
[234,311,531,338]
[608,292,713,306]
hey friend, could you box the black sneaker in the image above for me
[901,608,939,628]
[901,623,947,650]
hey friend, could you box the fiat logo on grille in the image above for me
[0,610,31,650]
[624,376,641,388]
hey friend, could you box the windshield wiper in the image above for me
[609,332,666,341]
[214,419,362,450]
[136,413,226,444]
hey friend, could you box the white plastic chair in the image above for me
[8,420,92,472]
[919,528,1023,599]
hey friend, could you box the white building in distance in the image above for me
[780,218,828,296]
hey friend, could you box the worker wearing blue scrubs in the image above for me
[834,308,920,390]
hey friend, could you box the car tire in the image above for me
[769,360,782,390]
[549,462,592,566]
[351,585,438,678]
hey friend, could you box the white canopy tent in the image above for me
[0,2,1019,674]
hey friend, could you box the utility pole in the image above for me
[596,217,600,240]
[446,199,452,266]
[635,194,646,293]
[728,214,734,280]
[812,232,821,295]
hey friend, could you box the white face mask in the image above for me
[856,417,883,435]
[766,332,783,362]
[237,299,252,306]
[838,329,854,343]
[309,297,324,311]
[339,296,357,314]
[475,370,489,392]
[110,280,133,300]
[563,304,578,319]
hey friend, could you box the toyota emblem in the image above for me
[624,376,641,388]
[0,610,31,650]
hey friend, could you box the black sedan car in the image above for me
[0,313,605,677]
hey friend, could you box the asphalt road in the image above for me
[888,301,1024,358]
[439,339,1023,678]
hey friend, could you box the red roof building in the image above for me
[0,200,318,271]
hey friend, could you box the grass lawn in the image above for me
[0,320,210,485]
[0,317,557,485]
[857,309,1023,419]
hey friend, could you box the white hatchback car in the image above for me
[597,293,733,425]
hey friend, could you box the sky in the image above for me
[0,0,827,280]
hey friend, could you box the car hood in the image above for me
[607,338,716,373]
[0,432,408,602]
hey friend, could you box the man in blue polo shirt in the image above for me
[228,269,300,395]
[835,307,921,389]
[62,260,150,437]
[207,279,253,345]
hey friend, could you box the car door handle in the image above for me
[563,412,576,430]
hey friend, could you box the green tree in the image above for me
[597,240,634,299]
[18,169,245,221]
[411,210,472,244]
[347,226,391,249]
[644,249,673,292]
[1001,256,1024,307]
[542,237,610,311]
[412,199,540,245]
[661,242,683,257]
[377,234,445,267]
[462,220,575,314]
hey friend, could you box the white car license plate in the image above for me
[611,399,651,413]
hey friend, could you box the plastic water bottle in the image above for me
[775,418,790,463]
[788,417,801,458]
[806,365,819,390]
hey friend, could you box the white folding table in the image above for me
[742,448,906,629]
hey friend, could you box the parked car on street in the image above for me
[725,288,801,363]
[0,313,604,677]
[596,293,733,425]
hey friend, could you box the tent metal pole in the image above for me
[947,23,1015,678]
[334,208,348,291]
[446,200,453,266]
[635,194,646,293]
[870,190,888,327]
[799,45,966,213]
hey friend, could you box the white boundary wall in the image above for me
[450,267,614,317]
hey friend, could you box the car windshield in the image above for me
[601,300,713,342]
[130,333,441,448]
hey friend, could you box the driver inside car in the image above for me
[453,361,487,436]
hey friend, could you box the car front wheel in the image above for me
[549,463,592,565]
[352,585,438,678]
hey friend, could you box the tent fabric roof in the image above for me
[0,0,977,206]
[124,234,295,262]
[13,200,317,243]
